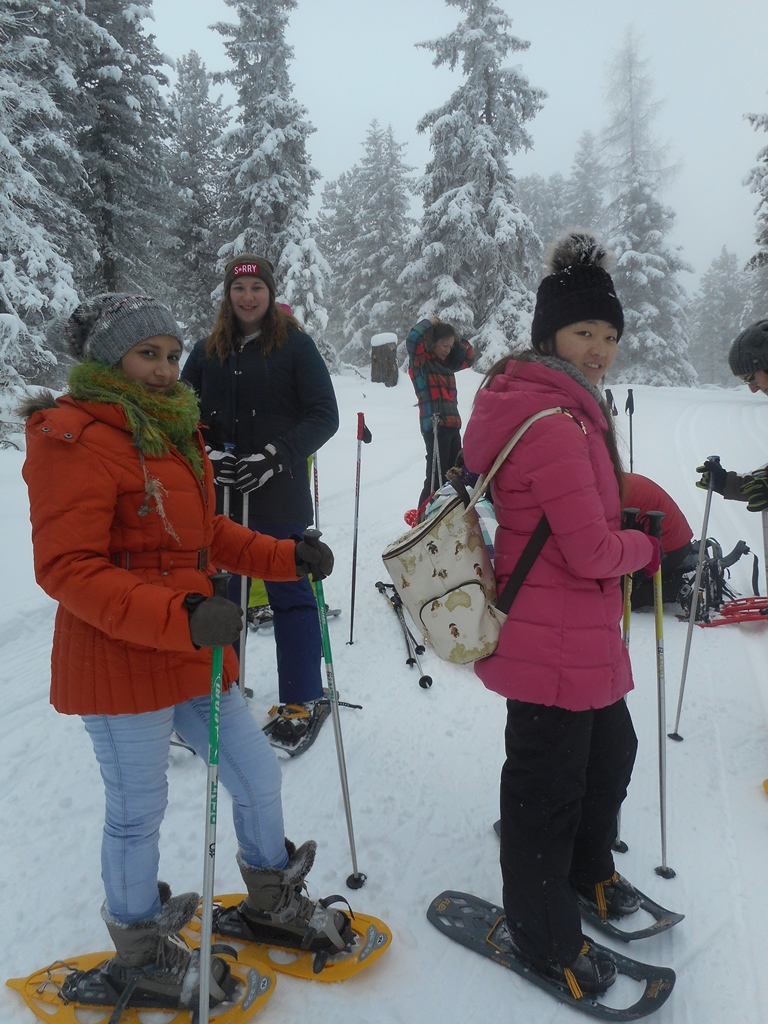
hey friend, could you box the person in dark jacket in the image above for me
[697,320,768,511]
[181,255,339,752]
[405,315,474,508]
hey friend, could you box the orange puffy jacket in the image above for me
[22,395,298,715]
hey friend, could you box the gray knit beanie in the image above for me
[728,320,768,377]
[48,294,184,366]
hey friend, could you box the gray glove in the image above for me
[294,539,334,581]
[185,594,243,647]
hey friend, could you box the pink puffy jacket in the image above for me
[462,359,653,711]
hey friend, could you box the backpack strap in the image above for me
[466,407,565,513]
[495,515,551,615]
[466,406,572,616]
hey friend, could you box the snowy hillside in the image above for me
[3,370,768,1023]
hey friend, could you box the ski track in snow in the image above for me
[4,378,768,1023]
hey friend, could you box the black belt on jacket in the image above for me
[111,549,209,572]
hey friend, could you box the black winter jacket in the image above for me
[181,328,339,524]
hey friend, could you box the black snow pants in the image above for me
[499,696,638,968]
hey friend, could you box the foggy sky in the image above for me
[150,0,768,290]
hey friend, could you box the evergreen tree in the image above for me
[213,0,329,343]
[317,121,415,366]
[314,170,362,352]
[75,0,174,294]
[165,50,229,343]
[0,0,81,401]
[601,29,695,386]
[745,101,768,318]
[688,247,751,385]
[400,0,545,370]
[516,172,566,285]
[563,131,608,238]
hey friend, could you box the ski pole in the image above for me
[198,571,232,1024]
[625,389,634,472]
[669,456,720,741]
[348,413,372,645]
[621,508,640,649]
[222,442,235,519]
[605,388,618,417]
[647,511,675,878]
[614,507,640,854]
[304,528,366,889]
[237,491,250,697]
[430,413,442,495]
[375,582,433,688]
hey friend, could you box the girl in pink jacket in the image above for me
[462,232,659,1000]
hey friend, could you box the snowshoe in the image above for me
[427,890,676,1020]
[7,953,274,1024]
[263,699,331,757]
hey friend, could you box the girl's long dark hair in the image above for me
[478,343,625,501]
[205,293,301,361]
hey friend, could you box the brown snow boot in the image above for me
[214,840,353,953]
[101,883,233,1009]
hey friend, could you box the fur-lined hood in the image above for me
[17,390,58,420]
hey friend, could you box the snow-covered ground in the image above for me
[3,369,768,1023]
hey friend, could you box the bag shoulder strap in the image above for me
[495,515,551,615]
[466,407,564,514]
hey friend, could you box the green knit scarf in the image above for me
[67,361,204,481]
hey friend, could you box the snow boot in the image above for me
[509,931,617,998]
[98,883,233,1009]
[540,939,617,998]
[574,872,641,921]
[213,840,353,953]
[264,700,331,753]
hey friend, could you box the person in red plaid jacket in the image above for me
[406,315,474,507]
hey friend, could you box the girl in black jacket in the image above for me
[182,255,339,752]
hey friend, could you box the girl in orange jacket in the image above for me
[21,293,349,1012]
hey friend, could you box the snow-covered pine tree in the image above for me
[517,172,566,285]
[0,0,81,405]
[319,121,415,367]
[563,131,608,239]
[601,29,695,387]
[213,0,330,348]
[314,169,363,354]
[74,0,174,295]
[688,247,751,386]
[745,101,768,318]
[164,50,229,344]
[401,0,545,370]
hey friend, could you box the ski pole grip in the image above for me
[622,507,641,530]
[357,412,372,443]
[210,571,232,600]
[303,527,322,548]
[625,389,634,414]
[646,510,666,545]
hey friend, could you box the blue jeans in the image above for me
[83,687,287,924]
[229,519,323,705]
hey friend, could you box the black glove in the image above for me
[696,460,728,495]
[741,475,768,512]
[185,593,243,647]
[294,538,334,580]
[235,444,282,493]
[206,448,237,487]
